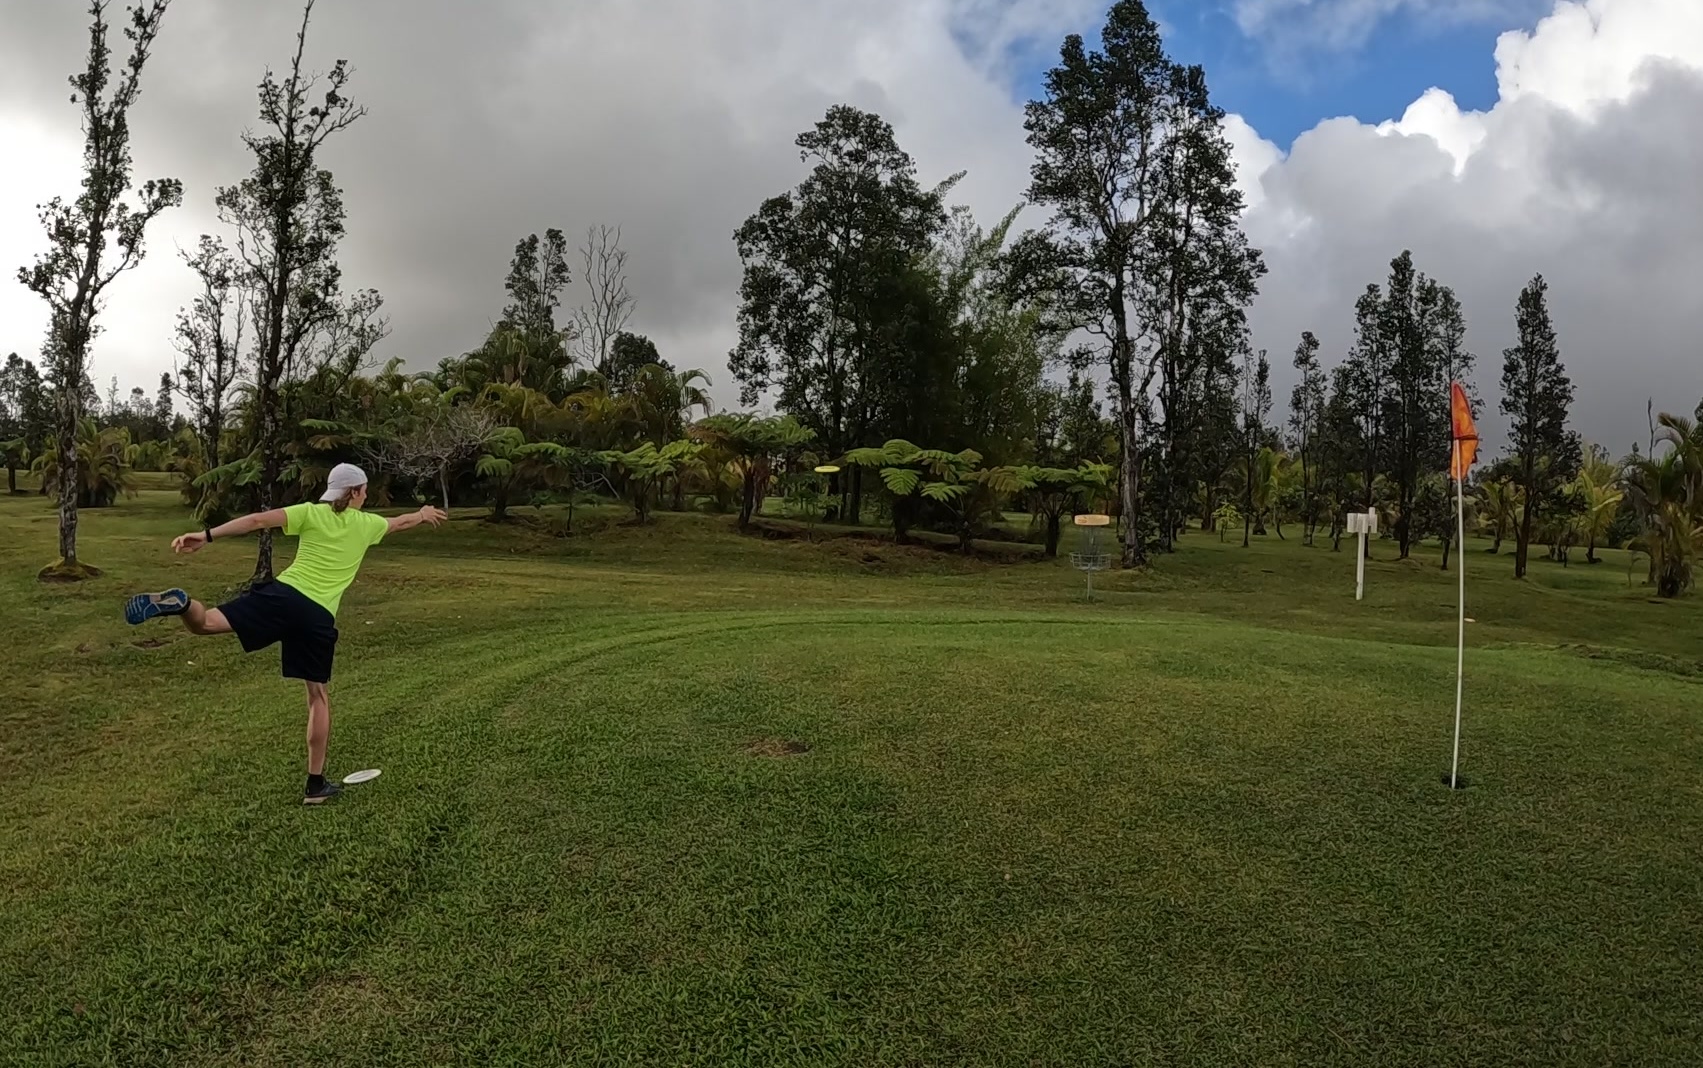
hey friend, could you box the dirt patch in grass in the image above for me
[132,637,171,650]
[37,559,104,583]
[743,737,810,758]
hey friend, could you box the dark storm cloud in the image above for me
[3,0,1093,405]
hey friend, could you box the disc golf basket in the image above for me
[1070,514,1112,601]
[803,464,839,539]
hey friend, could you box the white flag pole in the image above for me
[1450,455,1466,789]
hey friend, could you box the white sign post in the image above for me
[1346,508,1378,601]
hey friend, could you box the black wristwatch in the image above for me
[204,526,214,542]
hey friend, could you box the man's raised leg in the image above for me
[178,599,233,636]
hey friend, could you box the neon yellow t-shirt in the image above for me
[276,503,388,617]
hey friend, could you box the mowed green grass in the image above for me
[3,487,1702,1067]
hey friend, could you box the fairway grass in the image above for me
[3,490,1701,1066]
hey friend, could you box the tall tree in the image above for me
[1372,251,1470,558]
[1194,359,1241,534]
[900,205,1052,468]
[172,235,245,469]
[502,229,572,337]
[1019,2,1166,567]
[214,0,365,582]
[571,225,636,379]
[17,0,181,579]
[1020,0,1256,566]
[730,104,951,520]
[2,355,53,494]
[1341,286,1388,554]
[1501,274,1575,579]
[1288,330,1324,545]
[1317,363,1365,552]
[1237,346,1271,547]
[1142,63,1264,553]
[152,372,173,437]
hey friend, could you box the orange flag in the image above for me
[1450,382,1478,482]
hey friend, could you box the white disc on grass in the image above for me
[342,768,382,785]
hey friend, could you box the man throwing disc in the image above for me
[123,463,446,804]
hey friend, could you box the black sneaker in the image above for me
[303,780,344,806]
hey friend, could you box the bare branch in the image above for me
[571,224,636,377]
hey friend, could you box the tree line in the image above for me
[7,0,1700,596]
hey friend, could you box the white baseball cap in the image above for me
[319,462,369,502]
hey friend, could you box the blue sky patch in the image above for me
[1003,1,1527,150]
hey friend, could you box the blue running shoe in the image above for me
[124,589,189,626]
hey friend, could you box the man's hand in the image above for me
[171,531,209,554]
[418,505,447,528]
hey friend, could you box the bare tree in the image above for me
[17,0,181,580]
[215,0,366,582]
[571,225,636,380]
[382,401,495,512]
[173,236,245,470]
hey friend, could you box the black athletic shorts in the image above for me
[218,580,340,684]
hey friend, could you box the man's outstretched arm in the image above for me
[172,509,289,554]
[386,506,448,536]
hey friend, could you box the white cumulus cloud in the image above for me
[1231,0,1703,447]
[1,0,1698,451]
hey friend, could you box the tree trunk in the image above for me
[252,382,279,584]
[56,393,78,565]
[1044,512,1061,559]
[1514,493,1533,579]
[1274,515,1285,541]
[1440,533,1452,572]
[1116,417,1143,567]
[741,466,763,531]
[893,496,912,544]
[1242,451,1254,548]
[1395,484,1414,559]
[439,468,451,513]
[47,381,91,576]
[1587,535,1598,565]
[1110,277,1144,570]
[1300,453,1312,546]
[5,463,15,495]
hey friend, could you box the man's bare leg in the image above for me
[305,682,331,777]
[179,599,233,636]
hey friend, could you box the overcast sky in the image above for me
[2,0,1699,453]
